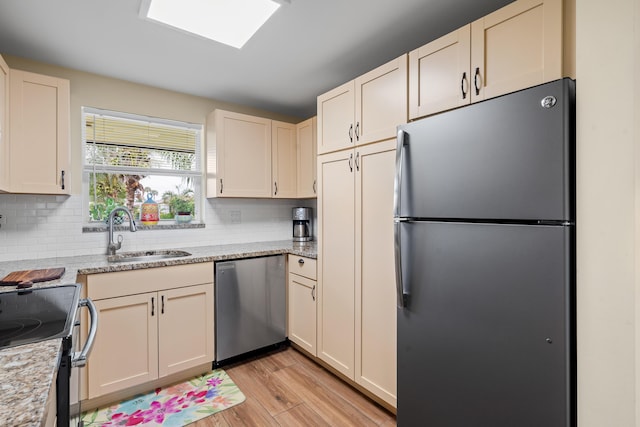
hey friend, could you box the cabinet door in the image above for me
[471,0,563,102]
[215,110,272,197]
[355,54,408,145]
[158,284,214,377]
[317,81,354,155]
[409,26,471,120]
[317,149,356,379]
[0,55,8,191]
[88,293,159,398]
[296,116,317,198]
[355,140,397,407]
[272,120,297,198]
[9,69,70,194]
[288,273,317,356]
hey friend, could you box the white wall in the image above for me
[0,193,316,261]
[576,0,639,425]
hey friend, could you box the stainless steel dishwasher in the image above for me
[214,254,286,364]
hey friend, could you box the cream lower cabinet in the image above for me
[317,139,397,407]
[287,254,317,355]
[318,149,356,379]
[84,263,214,400]
[410,0,569,119]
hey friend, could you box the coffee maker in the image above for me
[292,207,312,241]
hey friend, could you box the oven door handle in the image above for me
[72,298,98,368]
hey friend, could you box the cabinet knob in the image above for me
[298,258,305,265]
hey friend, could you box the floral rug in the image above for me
[81,369,245,426]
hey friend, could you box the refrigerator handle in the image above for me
[394,220,408,308]
[393,129,407,218]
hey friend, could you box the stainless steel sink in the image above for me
[107,250,192,263]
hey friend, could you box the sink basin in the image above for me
[108,250,192,263]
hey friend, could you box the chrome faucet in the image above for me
[107,206,137,255]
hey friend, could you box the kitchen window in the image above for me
[82,107,203,224]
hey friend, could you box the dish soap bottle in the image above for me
[140,193,159,226]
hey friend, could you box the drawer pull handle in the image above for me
[311,285,316,301]
[461,72,467,99]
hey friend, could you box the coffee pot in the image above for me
[292,207,312,242]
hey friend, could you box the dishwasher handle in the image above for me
[72,298,98,368]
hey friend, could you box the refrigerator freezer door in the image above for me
[397,221,573,426]
[396,78,574,222]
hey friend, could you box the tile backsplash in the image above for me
[0,194,316,262]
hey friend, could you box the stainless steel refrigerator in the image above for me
[394,78,576,426]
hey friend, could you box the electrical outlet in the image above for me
[229,210,241,224]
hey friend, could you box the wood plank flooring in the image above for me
[193,346,397,427]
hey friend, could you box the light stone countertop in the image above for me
[0,239,316,427]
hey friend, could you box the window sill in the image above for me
[83,222,205,233]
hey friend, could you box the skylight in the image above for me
[140,0,284,49]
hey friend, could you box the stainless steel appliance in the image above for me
[394,79,576,426]
[292,207,312,241]
[214,255,286,364]
[0,284,98,426]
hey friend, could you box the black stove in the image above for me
[0,284,80,350]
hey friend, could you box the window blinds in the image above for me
[83,107,201,175]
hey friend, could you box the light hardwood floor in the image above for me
[194,346,397,426]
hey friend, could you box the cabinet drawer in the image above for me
[288,255,316,280]
[87,262,214,300]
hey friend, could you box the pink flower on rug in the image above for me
[184,389,208,405]
[103,410,145,426]
[139,397,183,423]
[207,377,222,388]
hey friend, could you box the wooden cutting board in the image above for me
[0,267,66,287]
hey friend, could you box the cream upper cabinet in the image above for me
[318,54,408,155]
[409,26,471,118]
[271,120,297,198]
[7,69,70,194]
[409,0,568,119]
[471,0,563,102]
[287,254,317,356]
[83,263,214,400]
[206,109,272,197]
[317,80,354,154]
[317,149,356,379]
[354,55,407,146]
[0,55,8,191]
[354,139,397,408]
[296,116,317,198]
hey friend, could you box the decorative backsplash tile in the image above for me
[0,194,316,262]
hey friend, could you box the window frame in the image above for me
[81,106,204,225]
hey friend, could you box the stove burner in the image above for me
[0,285,80,350]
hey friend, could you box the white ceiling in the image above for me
[0,0,513,119]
